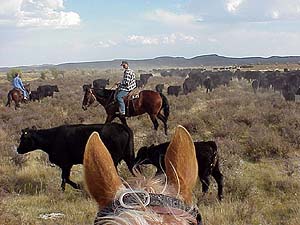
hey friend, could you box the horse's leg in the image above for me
[149,114,159,131]
[119,116,128,127]
[157,113,168,135]
[105,114,115,124]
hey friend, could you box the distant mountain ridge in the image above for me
[1,54,300,72]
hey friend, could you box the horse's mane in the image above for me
[94,171,197,225]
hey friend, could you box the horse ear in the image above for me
[84,132,123,210]
[165,125,198,204]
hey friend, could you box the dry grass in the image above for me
[0,69,300,224]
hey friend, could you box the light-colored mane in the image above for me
[84,126,199,225]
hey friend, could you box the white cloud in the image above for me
[0,0,80,28]
[145,9,198,26]
[95,40,117,48]
[128,35,160,45]
[127,33,198,46]
[226,0,245,13]
[187,0,300,22]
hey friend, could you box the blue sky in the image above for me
[1,0,300,67]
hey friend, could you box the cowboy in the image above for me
[115,61,136,116]
[12,72,29,100]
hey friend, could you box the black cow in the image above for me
[167,85,182,97]
[136,79,143,88]
[251,79,259,94]
[17,123,134,191]
[140,73,153,86]
[29,91,40,101]
[93,79,109,89]
[203,77,212,93]
[135,141,224,200]
[155,84,164,93]
[37,85,59,98]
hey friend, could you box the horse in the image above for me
[82,87,170,135]
[6,84,30,110]
[84,125,203,225]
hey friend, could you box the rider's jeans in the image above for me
[116,90,129,115]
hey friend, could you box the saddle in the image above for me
[123,89,140,116]
[11,88,24,98]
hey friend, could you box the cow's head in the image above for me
[17,126,38,154]
[134,145,152,165]
[53,85,59,92]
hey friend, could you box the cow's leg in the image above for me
[212,162,224,201]
[149,114,159,131]
[123,154,134,174]
[200,175,210,196]
[157,113,168,135]
[61,166,80,191]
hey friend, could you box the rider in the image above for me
[12,72,29,100]
[115,61,136,116]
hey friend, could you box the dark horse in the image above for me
[82,88,170,135]
[6,84,30,110]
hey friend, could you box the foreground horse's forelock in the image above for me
[84,126,202,225]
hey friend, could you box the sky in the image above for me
[1,0,300,67]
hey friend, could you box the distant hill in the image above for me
[1,54,300,72]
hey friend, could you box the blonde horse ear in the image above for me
[165,126,198,204]
[84,132,123,210]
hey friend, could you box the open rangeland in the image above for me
[0,69,299,225]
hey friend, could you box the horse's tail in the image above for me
[6,90,12,107]
[159,93,169,120]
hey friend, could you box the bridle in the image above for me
[85,88,98,108]
[95,190,202,225]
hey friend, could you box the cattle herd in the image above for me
[4,66,300,224]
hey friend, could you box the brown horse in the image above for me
[82,88,170,135]
[84,125,202,225]
[6,84,30,110]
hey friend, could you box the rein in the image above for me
[95,190,202,225]
[89,90,99,107]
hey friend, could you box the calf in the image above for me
[135,141,224,200]
[37,85,59,98]
[167,85,182,97]
[29,91,40,101]
[17,123,134,191]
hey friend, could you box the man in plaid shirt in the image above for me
[116,61,136,116]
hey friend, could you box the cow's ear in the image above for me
[165,125,198,205]
[84,132,123,211]
[32,126,37,130]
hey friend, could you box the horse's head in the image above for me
[82,88,96,110]
[24,83,31,93]
[84,126,202,225]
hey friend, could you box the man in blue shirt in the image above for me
[13,73,29,100]
[116,61,136,116]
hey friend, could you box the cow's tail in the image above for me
[6,90,12,107]
[159,93,170,120]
